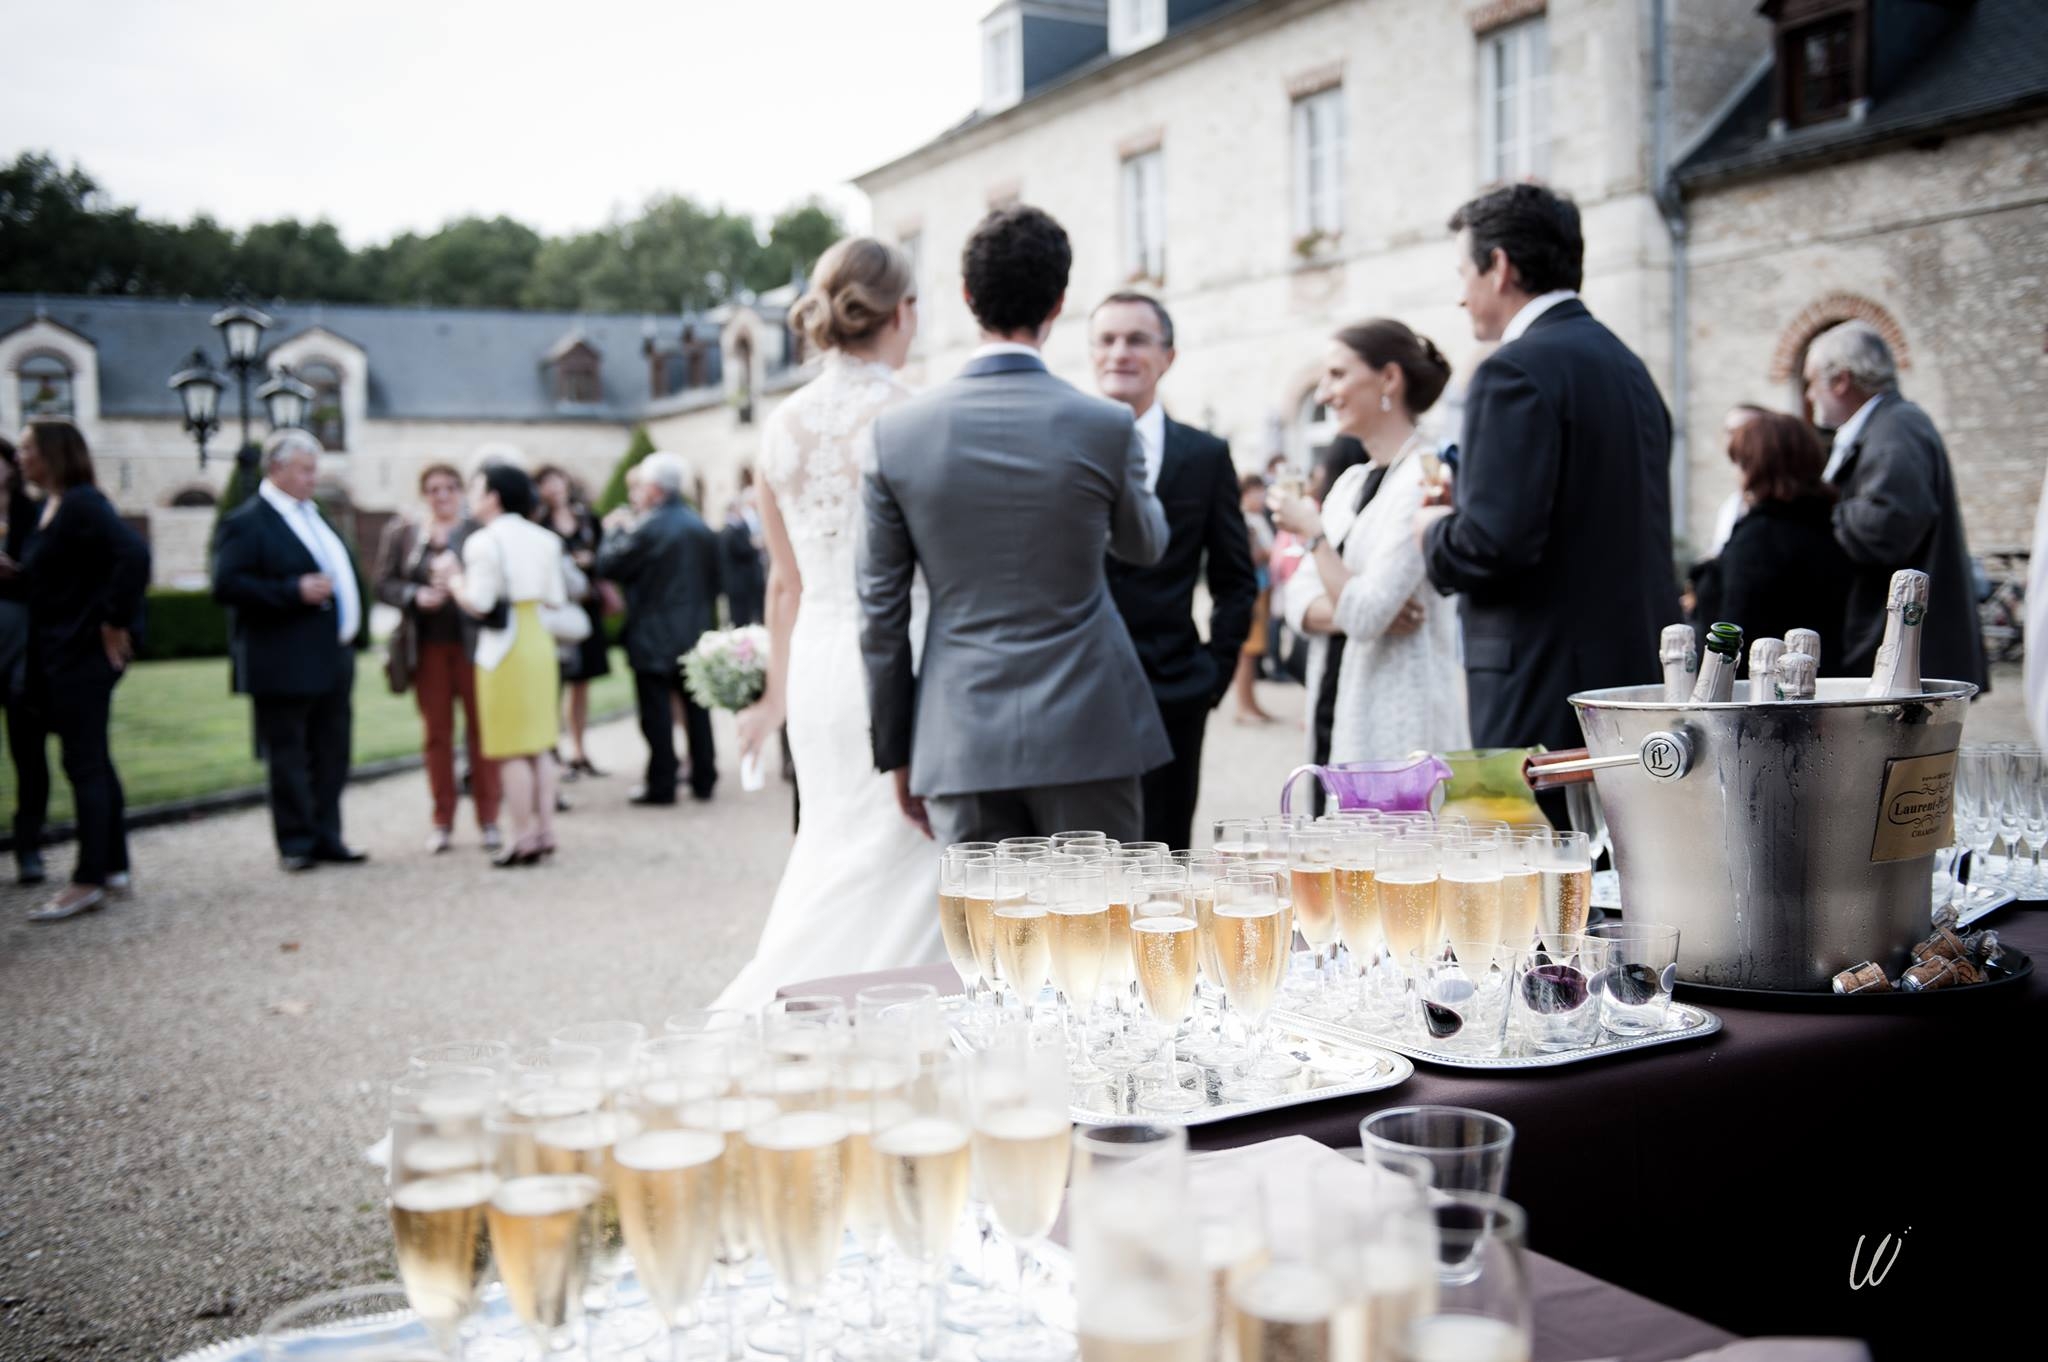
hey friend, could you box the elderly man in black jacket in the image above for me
[1418,183,1680,758]
[599,450,722,805]
[213,429,369,871]
[1804,320,1988,690]
[1091,292,1257,848]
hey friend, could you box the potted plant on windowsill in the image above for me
[1293,229,1340,264]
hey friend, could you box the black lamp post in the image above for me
[170,351,225,469]
[211,302,273,453]
[257,367,315,432]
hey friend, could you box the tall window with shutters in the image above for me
[1121,149,1166,282]
[1479,17,1550,184]
[1292,86,1346,246]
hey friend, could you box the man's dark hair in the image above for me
[1447,183,1584,295]
[961,205,1072,336]
[482,462,537,519]
[1091,291,1175,348]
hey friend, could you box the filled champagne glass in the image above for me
[1376,840,1442,978]
[1529,831,1593,950]
[1173,850,1241,1066]
[872,1049,974,1359]
[942,848,1000,1007]
[674,1028,773,1362]
[1211,817,1267,861]
[1131,866,1203,1113]
[969,1025,1076,1362]
[1497,835,1543,955]
[1332,827,1383,1007]
[1288,825,1343,1013]
[1213,870,1296,1099]
[486,1082,604,1357]
[615,1037,729,1362]
[1044,864,1112,1081]
[1438,840,1505,957]
[387,1069,497,1359]
[991,860,1052,1025]
[762,996,851,1066]
[741,1057,850,1361]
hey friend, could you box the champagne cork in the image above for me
[1831,962,1892,995]
[1911,926,1970,963]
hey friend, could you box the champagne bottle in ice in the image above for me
[1865,569,1929,698]
[1747,638,1785,700]
[1659,624,1698,703]
[1774,651,1817,701]
[1689,623,1743,704]
[1783,628,1821,673]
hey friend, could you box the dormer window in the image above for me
[18,353,74,419]
[982,8,1023,114]
[1765,0,1868,129]
[547,335,603,406]
[1109,0,1166,56]
[299,360,346,450]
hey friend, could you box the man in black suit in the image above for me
[598,450,722,805]
[213,430,369,871]
[1092,293,1257,848]
[1418,183,1680,757]
[719,475,767,627]
[1804,319,1987,690]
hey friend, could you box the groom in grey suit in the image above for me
[858,205,1172,845]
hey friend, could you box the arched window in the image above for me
[300,361,346,450]
[1768,293,1910,427]
[170,486,218,508]
[1291,387,1336,470]
[18,353,74,419]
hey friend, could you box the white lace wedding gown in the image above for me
[713,354,943,1009]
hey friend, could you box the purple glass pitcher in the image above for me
[1280,753,1453,818]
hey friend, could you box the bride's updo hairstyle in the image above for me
[790,237,914,354]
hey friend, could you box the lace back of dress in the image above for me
[759,355,907,609]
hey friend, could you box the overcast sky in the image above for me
[2,0,986,244]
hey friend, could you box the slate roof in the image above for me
[1677,0,2048,187]
[0,295,768,422]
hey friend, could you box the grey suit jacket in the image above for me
[858,352,1174,799]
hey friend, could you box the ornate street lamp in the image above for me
[209,301,274,454]
[169,350,226,469]
[257,366,315,432]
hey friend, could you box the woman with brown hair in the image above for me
[1691,410,1854,660]
[374,463,501,854]
[1,421,150,921]
[533,464,611,778]
[1273,319,1469,762]
[0,436,52,884]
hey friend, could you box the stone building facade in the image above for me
[858,0,2046,561]
[0,294,796,583]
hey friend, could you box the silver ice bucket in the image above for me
[1549,679,1974,990]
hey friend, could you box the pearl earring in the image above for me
[1379,393,1392,413]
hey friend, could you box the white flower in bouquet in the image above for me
[681,625,770,712]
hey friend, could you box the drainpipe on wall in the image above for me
[1651,0,1691,549]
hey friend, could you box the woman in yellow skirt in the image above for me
[444,464,569,866]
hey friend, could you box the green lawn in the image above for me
[3,651,637,827]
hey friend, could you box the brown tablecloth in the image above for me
[784,906,2045,1358]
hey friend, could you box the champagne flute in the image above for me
[1331,826,1383,1018]
[674,1029,773,1362]
[942,848,1000,1011]
[999,836,1054,858]
[836,1003,924,1355]
[486,1081,604,1359]
[547,1022,655,1358]
[762,996,851,1065]
[1044,864,1111,1082]
[992,859,1052,1027]
[1288,825,1342,1011]
[1438,839,1505,957]
[969,1026,1076,1362]
[1497,834,1543,955]
[1174,850,1240,1066]
[1376,839,1441,985]
[1528,831,1592,949]
[1049,830,1107,853]
[872,1049,974,1359]
[1131,866,1204,1113]
[388,1069,497,1360]
[1214,869,1296,1100]
[1212,817,1268,861]
[615,1037,728,1362]
[741,1057,849,1361]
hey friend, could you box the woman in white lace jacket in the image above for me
[1275,320,1469,763]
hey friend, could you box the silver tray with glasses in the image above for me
[1060,1016,1413,1127]
[940,996,1412,1129]
[1272,1001,1721,1071]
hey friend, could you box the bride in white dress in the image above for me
[714,239,941,1009]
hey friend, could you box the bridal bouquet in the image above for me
[682,625,770,711]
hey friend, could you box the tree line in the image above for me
[0,152,845,313]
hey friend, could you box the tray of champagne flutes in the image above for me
[945,993,1413,1128]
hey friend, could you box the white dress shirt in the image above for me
[259,478,361,644]
[1500,289,1579,344]
[1132,401,1167,494]
[968,341,1044,363]
[1822,392,1886,484]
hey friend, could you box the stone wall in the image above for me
[1682,119,2048,556]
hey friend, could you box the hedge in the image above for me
[140,588,232,661]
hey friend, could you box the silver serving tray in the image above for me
[1275,1000,1722,1070]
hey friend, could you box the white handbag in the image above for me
[543,557,594,643]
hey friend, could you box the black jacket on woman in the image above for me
[17,485,150,689]
[1691,493,1854,667]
